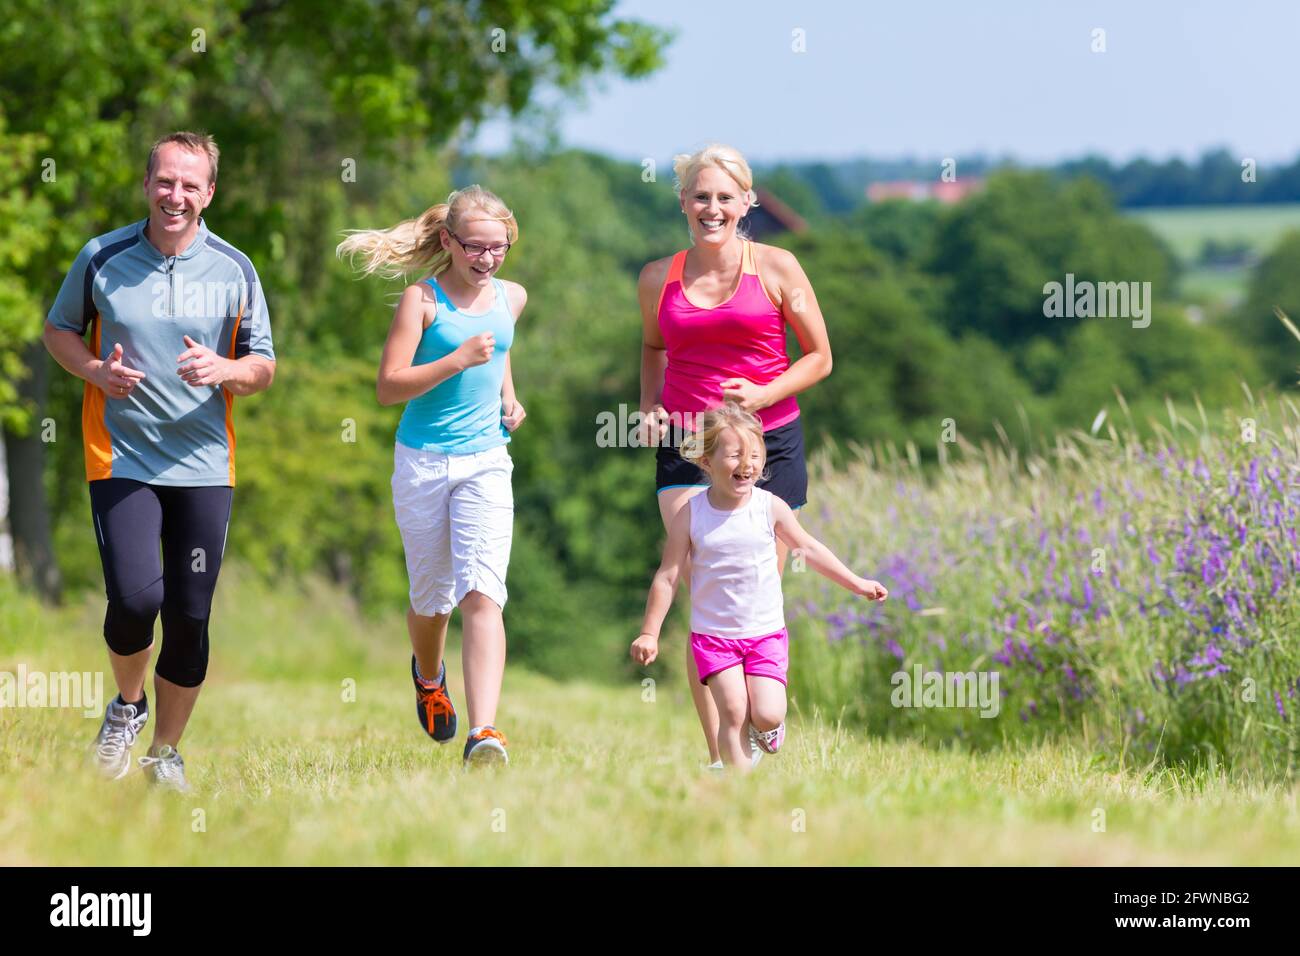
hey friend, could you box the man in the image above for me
[43,131,275,791]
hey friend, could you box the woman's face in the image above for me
[441,217,511,287]
[681,166,751,248]
[701,426,764,496]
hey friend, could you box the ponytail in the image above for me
[337,185,518,281]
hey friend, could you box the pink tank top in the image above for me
[656,240,800,432]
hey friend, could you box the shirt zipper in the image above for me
[167,256,176,317]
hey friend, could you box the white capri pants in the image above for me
[391,441,514,615]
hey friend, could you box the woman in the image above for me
[637,144,833,768]
[338,185,527,766]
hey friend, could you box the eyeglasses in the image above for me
[451,234,511,259]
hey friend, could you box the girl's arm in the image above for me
[500,352,525,431]
[500,282,527,430]
[771,496,888,600]
[720,246,833,411]
[377,284,491,406]
[631,504,693,664]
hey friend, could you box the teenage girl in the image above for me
[339,185,526,766]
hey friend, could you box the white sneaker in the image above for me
[705,760,724,773]
[91,697,148,780]
[138,745,192,793]
[750,722,784,755]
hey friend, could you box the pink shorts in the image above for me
[690,628,789,685]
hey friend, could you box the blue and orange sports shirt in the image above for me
[47,218,274,487]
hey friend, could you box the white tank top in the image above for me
[688,486,786,638]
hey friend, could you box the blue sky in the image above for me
[472,0,1300,165]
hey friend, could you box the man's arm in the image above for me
[222,355,275,396]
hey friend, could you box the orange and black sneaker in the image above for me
[412,655,457,744]
[462,726,509,766]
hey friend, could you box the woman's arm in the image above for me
[771,496,887,600]
[377,283,489,406]
[637,259,672,445]
[720,246,833,412]
[631,504,693,664]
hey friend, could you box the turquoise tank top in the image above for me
[395,276,514,454]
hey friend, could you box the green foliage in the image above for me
[0,121,53,430]
[790,397,1300,779]
[1237,230,1300,386]
[844,198,942,267]
[927,171,1176,350]
[230,358,409,611]
[757,166,827,222]
[3,0,1289,684]
[0,0,671,426]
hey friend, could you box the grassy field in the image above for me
[1127,203,1300,263]
[1126,203,1300,307]
[3,568,1299,866]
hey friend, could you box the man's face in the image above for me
[143,143,215,239]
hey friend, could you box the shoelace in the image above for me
[138,749,183,780]
[471,727,507,746]
[417,680,454,727]
[97,710,142,761]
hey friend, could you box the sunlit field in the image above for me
[4,390,1299,864]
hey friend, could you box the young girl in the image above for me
[630,402,887,771]
[338,185,526,767]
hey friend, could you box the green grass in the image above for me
[3,568,1299,865]
[1127,203,1300,263]
[1125,203,1300,308]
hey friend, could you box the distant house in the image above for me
[866,178,984,204]
[740,187,808,241]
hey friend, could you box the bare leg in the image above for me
[460,590,506,729]
[151,673,201,749]
[746,674,787,732]
[108,646,151,704]
[684,615,721,764]
[409,606,451,680]
[707,665,752,772]
[658,487,720,763]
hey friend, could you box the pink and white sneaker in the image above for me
[749,722,785,755]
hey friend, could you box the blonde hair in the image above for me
[679,402,769,484]
[336,185,518,280]
[672,143,758,206]
[147,131,220,185]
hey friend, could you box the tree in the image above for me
[1237,230,1300,387]
[0,0,670,599]
[926,171,1175,355]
